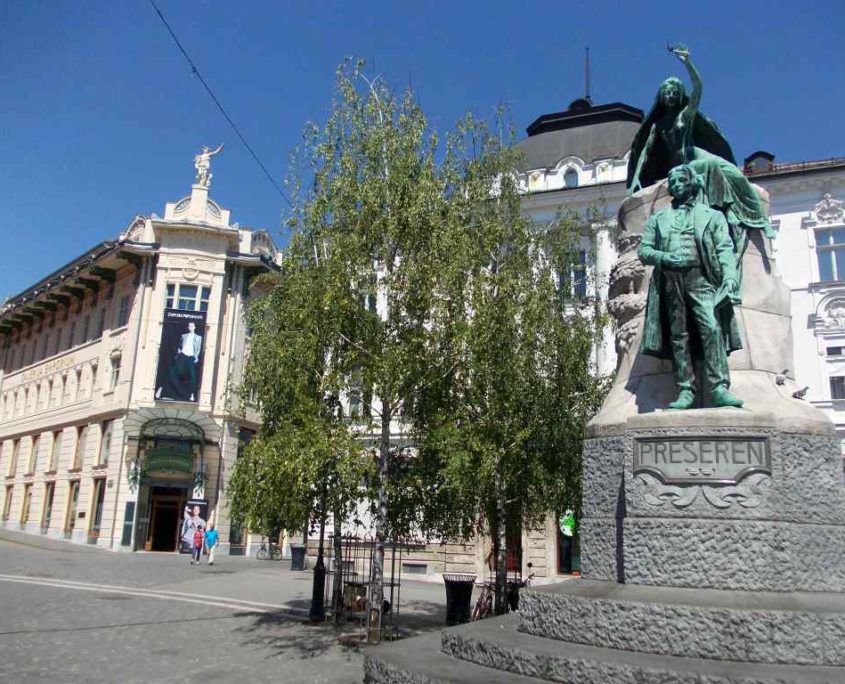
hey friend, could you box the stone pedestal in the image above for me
[363,182,845,682]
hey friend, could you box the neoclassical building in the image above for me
[0,155,279,553]
[749,154,845,458]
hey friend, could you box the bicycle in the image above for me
[472,566,534,619]
[255,537,283,560]
[471,581,495,621]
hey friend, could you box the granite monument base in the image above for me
[364,413,845,683]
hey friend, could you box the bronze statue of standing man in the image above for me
[638,165,744,410]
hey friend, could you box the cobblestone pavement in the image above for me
[0,529,448,684]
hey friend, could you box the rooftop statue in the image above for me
[627,45,774,241]
[194,143,224,188]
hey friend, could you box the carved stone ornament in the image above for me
[635,471,772,509]
[814,193,845,224]
[825,299,845,328]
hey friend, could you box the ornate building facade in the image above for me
[0,159,279,554]
[750,156,845,457]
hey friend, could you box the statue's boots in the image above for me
[712,387,744,408]
[667,389,696,410]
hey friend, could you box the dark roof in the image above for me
[517,101,642,171]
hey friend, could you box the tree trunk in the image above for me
[332,503,345,625]
[368,404,391,643]
[494,463,508,616]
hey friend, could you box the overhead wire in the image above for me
[147,0,292,207]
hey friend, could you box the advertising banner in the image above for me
[180,498,209,553]
[154,308,206,403]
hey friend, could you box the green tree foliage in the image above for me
[230,58,609,634]
[227,253,366,541]
[411,115,610,613]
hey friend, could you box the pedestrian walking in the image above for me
[204,525,219,565]
[191,525,204,565]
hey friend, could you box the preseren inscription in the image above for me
[633,437,771,485]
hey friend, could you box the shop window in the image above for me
[831,376,845,400]
[816,228,845,282]
[42,482,56,532]
[89,478,106,536]
[166,284,211,312]
[2,485,13,521]
[65,481,80,536]
[20,484,32,524]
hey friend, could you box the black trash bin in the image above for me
[290,544,306,571]
[442,573,476,626]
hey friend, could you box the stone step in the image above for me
[518,578,845,666]
[441,616,845,684]
[363,630,548,684]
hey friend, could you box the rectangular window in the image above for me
[574,250,588,299]
[166,284,211,312]
[829,347,844,356]
[90,478,106,535]
[67,321,76,350]
[96,309,105,338]
[2,485,13,521]
[177,285,198,310]
[98,421,112,466]
[9,439,20,477]
[65,481,80,536]
[27,436,40,475]
[831,376,845,400]
[110,356,121,390]
[20,483,32,524]
[42,482,56,532]
[116,295,131,328]
[82,315,91,343]
[49,431,62,472]
[72,426,87,469]
[816,229,845,282]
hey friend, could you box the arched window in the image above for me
[564,168,579,188]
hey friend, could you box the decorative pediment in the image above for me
[814,194,844,225]
[123,215,147,241]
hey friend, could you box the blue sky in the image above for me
[1,0,843,298]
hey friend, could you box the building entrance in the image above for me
[145,487,188,551]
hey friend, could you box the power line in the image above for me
[147,0,292,207]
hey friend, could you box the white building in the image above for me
[749,154,845,459]
[0,156,279,554]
